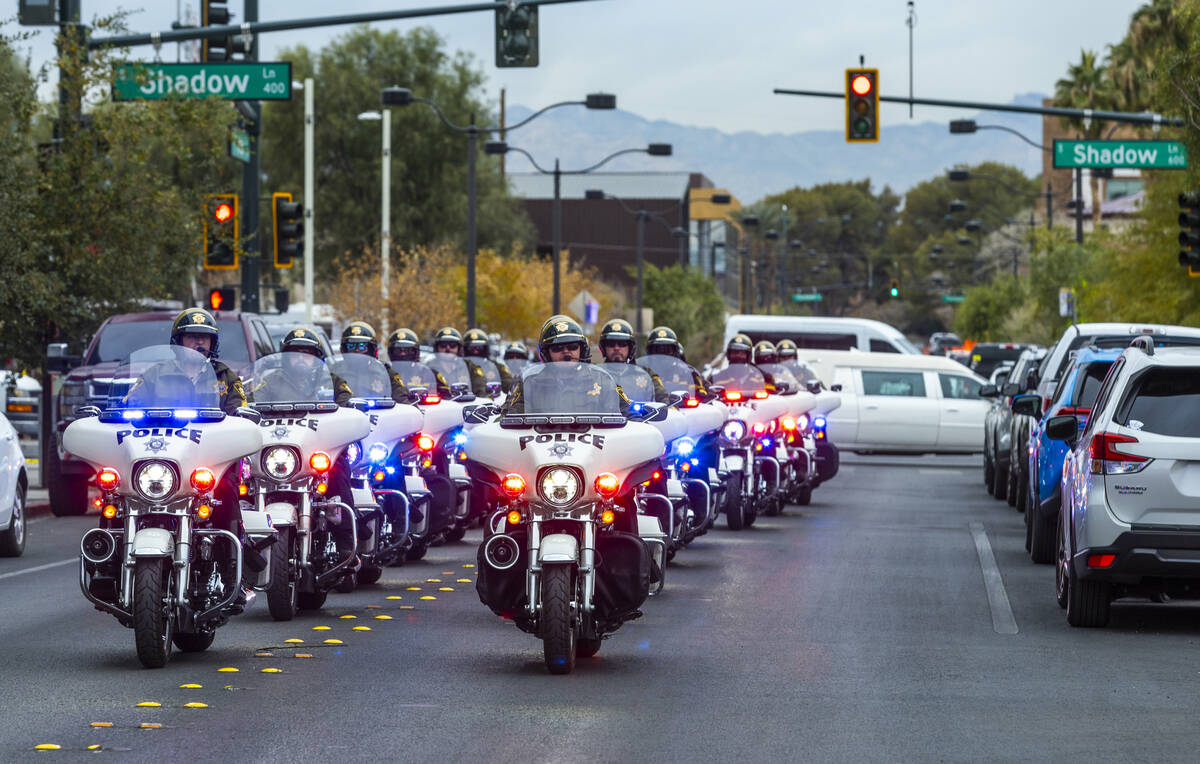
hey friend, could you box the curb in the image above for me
[27,501,53,520]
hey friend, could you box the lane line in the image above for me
[0,557,75,580]
[969,521,1019,635]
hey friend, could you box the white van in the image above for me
[722,315,921,356]
[802,351,988,454]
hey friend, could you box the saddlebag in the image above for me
[815,441,839,482]
[593,531,651,621]
[475,529,529,619]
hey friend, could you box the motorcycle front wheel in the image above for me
[266,529,298,621]
[724,472,745,531]
[133,557,174,668]
[540,565,576,675]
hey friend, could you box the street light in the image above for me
[485,141,672,315]
[357,109,391,334]
[382,86,617,326]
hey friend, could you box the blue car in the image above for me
[1024,347,1122,564]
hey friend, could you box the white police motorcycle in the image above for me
[70,346,263,667]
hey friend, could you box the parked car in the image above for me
[1045,340,1200,626]
[980,349,1044,504]
[1,372,40,437]
[808,351,989,454]
[1016,346,1122,564]
[1002,348,1047,512]
[969,342,1035,379]
[48,310,277,517]
[0,410,28,556]
[927,332,962,356]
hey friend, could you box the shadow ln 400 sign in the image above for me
[113,62,293,101]
[1053,139,1186,170]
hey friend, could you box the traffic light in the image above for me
[203,193,238,270]
[1179,192,1200,275]
[272,192,303,268]
[495,4,539,67]
[201,0,250,61]
[207,287,236,312]
[845,68,879,143]
[889,278,900,298]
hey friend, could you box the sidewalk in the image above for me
[25,457,51,519]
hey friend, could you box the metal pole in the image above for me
[636,212,646,336]
[1046,182,1052,230]
[552,159,562,315]
[1074,168,1083,244]
[466,116,477,327]
[303,78,314,323]
[240,0,261,314]
[380,108,391,335]
[781,204,789,306]
[906,1,915,119]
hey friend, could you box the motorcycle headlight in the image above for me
[539,467,581,506]
[367,443,390,464]
[135,460,177,501]
[797,414,810,432]
[722,419,747,443]
[262,446,299,480]
[345,441,363,466]
[674,437,696,457]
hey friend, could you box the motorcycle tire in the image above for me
[406,543,428,562]
[744,499,758,527]
[133,557,174,669]
[357,565,383,586]
[266,530,297,621]
[335,572,357,593]
[443,524,467,544]
[724,472,745,531]
[172,630,215,653]
[540,565,576,675]
[576,637,602,659]
[47,446,88,517]
[297,589,327,611]
[763,495,781,517]
[794,484,812,506]
[0,483,26,557]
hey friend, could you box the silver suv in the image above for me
[1047,338,1200,626]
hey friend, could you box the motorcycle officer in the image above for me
[598,318,668,404]
[644,325,708,398]
[505,315,634,415]
[386,328,452,398]
[463,327,514,391]
[503,342,530,364]
[433,326,489,397]
[340,321,408,403]
[776,338,799,362]
[720,333,776,392]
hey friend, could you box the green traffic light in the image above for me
[890,287,899,297]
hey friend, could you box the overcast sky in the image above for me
[6,0,1146,134]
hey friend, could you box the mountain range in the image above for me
[506,93,1050,203]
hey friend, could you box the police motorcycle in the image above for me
[708,363,780,530]
[422,351,479,541]
[70,346,263,667]
[328,353,424,587]
[637,353,728,533]
[778,358,841,489]
[467,362,663,674]
[504,342,531,377]
[753,359,819,510]
[240,352,371,617]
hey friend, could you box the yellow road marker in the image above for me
[426,578,442,583]
[179,684,202,689]
[439,587,454,591]
[135,702,161,707]
[139,723,162,730]
[89,723,112,728]
[352,626,371,632]
[295,653,313,659]
[217,668,239,673]
[375,615,393,620]
[462,563,474,568]
[457,578,472,583]
[406,586,421,591]
[87,745,102,751]
[339,615,357,619]
[284,638,304,644]
[261,668,282,674]
[34,744,61,750]
[312,625,331,631]
[420,595,436,600]
[184,703,208,709]
[385,595,402,600]
[255,652,273,657]
[399,605,415,610]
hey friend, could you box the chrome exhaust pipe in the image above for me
[483,533,521,571]
[80,528,117,565]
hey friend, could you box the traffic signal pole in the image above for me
[239,0,261,314]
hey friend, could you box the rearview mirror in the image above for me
[1002,382,1020,397]
[235,406,262,424]
[463,405,493,424]
[979,384,998,398]
[1045,414,1080,443]
[627,401,668,422]
[806,380,823,394]
[75,405,101,418]
[1011,394,1041,418]
[668,391,687,409]
[830,384,843,393]
[47,343,81,373]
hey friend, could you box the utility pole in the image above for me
[1074,168,1083,244]
[239,0,262,314]
[304,78,314,322]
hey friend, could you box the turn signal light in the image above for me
[190,468,216,493]
[683,397,699,408]
[600,508,616,525]
[753,391,769,399]
[309,452,332,473]
[93,498,102,508]
[373,470,386,482]
[1088,553,1117,568]
[417,434,436,452]
[502,473,526,498]
[595,472,620,498]
[752,423,766,435]
[238,484,249,497]
[102,504,118,519]
[422,394,441,405]
[781,416,797,431]
[652,471,662,481]
[197,504,212,520]
[724,391,743,402]
[315,481,328,495]
[97,468,120,491]
[506,509,522,526]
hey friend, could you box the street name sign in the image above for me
[113,62,293,102]
[792,293,823,302]
[941,295,965,304]
[1053,139,1186,170]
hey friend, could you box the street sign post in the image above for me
[567,289,596,321]
[228,126,250,163]
[792,293,823,302]
[1053,140,1187,170]
[113,62,293,101]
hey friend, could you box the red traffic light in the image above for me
[851,74,873,96]
[208,287,235,311]
[208,289,225,310]
[213,202,234,224]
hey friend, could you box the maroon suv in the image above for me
[47,311,277,517]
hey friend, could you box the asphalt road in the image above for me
[5,455,1200,762]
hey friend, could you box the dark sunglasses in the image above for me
[344,341,370,352]
[435,342,459,351]
[550,342,583,353]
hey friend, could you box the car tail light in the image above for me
[1058,407,1091,417]
[1088,553,1117,568]
[422,394,441,405]
[502,473,526,499]
[97,468,120,491]
[309,452,332,473]
[417,434,436,452]
[1042,397,1051,414]
[190,468,216,493]
[724,391,743,402]
[595,472,620,499]
[1090,432,1150,475]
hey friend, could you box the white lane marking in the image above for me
[969,521,1018,635]
[0,558,75,580]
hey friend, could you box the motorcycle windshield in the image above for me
[245,352,336,404]
[330,354,393,401]
[390,360,438,392]
[519,362,621,414]
[506,358,529,376]
[757,363,801,394]
[637,355,697,396]
[108,345,221,410]
[598,362,657,402]
[472,358,502,385]
[782,360,822,387]
[710,364,767,396]
[427,352,471,389]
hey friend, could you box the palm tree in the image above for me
[1107,0,1189,113]
[1055,49,1117,227]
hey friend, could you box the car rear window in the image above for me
[1070,361,1114,408]
[86,319,250,364]
[743,331,857,351]
[970,346,1026,377]
[862,370,926,397]
[1054,334,1200,379]
[1117,368,1200,437]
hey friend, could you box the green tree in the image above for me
[641,264,726,363]
[1054,49,1117,227]
[260,26,532,285]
